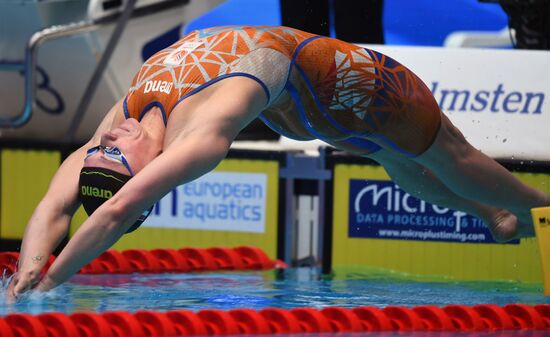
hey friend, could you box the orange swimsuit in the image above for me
[125,26,440,156]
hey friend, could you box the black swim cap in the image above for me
[78,167,152,233]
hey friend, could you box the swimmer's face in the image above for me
[84,118,161,175]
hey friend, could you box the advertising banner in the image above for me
[330,163,541,283]
[145,171,267,233]
[361,45,550,161]
[349,178,518,244]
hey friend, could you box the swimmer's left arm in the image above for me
[36,78,267,291]
[37,130,239,290]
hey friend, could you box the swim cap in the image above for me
[78,167,152,233]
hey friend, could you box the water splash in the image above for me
[0,268,548,316]
[0,270,15,303]
[1,270,14,290]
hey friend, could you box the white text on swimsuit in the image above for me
[144,80,173,94]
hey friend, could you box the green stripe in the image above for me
[80,170,127,184]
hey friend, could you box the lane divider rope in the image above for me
[0,304,548,336]
[0,246,288,275]
[2,249,549,334]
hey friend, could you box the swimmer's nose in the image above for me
[121,118,140,130]
[101,131,118,146]
[126,118,140,125]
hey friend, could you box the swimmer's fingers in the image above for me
[6,273,21,302]
[7,272,39,300]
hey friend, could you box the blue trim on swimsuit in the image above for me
[361,48,418,157]
[257,113,308,140]
[123,96,130,119]
[345,136,382,153]
[269,36,324,105]
[285,80,330,142]
[255,36,325,139]
[285,35,367,141]
[373,133,418,157]
[290,36,323,68]
[293,63,365,138]
[123,96,168,126]
[172,72,271,112]
[125,73,269,126]
[139,101,168,126]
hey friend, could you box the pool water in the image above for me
[1,267,548,316]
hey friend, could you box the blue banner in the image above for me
[349,179,518,244]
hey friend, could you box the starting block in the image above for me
[531,207,550,296]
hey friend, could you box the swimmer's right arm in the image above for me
[8,146,89,297]
[8,99,124,299]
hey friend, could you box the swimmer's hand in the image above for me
[35,273,59,293]
[6,271,40,301]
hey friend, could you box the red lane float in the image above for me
[383,306,424,330]
[165,310,207,336]
[134,311,177,337]
[321,307,362,332]
[37,313,80,337]
[352,306,393,331]
[198,309,240,335]
[0,316,15,337]
[535,304,550,328]
[259,308,301,333]
[504,304,545,329]
[178,248,217,271]
[0,246,282,276]
[234,246,273,270]
[4,313,48,337]
[122,250,163,273]
[207,248,245,270]
[290,308,332,333]
[413,305,455,331]
[0,304,548,336]
[0,252,20,277]
[229,309,270,334]
[443,304,486,331]
[70,312,113,337]
[151,249,189,272]
[102,311,145,337]
[474,304,515,330]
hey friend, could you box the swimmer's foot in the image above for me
[487,210,520,242]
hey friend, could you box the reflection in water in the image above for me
[1,267,548,316]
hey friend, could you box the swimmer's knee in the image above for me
[363,147,393,164]
[418,114,475,167]
[440,114,469,147]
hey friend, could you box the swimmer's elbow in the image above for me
[202,135,232,171]
[210,135,232,159]
[98,196,135,234]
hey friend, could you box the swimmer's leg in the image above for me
[414,113,550,236]
[328,138,519,241]
[369,150,522,241]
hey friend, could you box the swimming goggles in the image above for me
[86,145,134,176]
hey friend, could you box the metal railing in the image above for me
[0,0,194,131]
[0,21,98,128]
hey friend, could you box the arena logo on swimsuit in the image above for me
[143,80,173,94]
[81,186,112,199]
